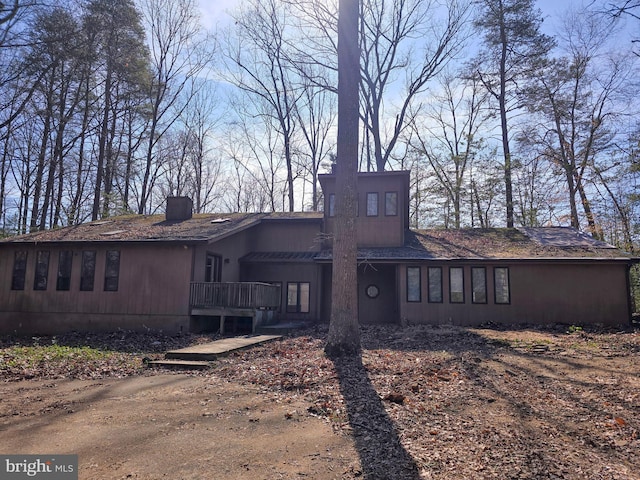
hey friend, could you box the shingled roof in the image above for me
[314,227,635,262]
[1,212,323,244]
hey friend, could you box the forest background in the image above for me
[0,0,638,255]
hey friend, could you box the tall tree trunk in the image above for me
[498,7,514,228]
[325,0,361,357]
[30,99,53,232]
[93,67,113,221]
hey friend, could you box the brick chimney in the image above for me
[165,196,193,221]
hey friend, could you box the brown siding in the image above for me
[398,262,631,326]
[320,171,410,248]
[249,221,322,252]
[240,262,321,321]
[0,243,193,335]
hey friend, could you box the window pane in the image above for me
[328,194,335,217]
[385,192,398,216]
[366,192,378,216]
[287,283,298,313]
[407,267,421,302]
[11,251,27,291]
[206,254,222,282]
[471,267,487,303]
[494,267,510,304]
[56,251,73,291]
[33,251,50,291]
[104,250,120,292]
[299,282,310,313]
[449,267,464,303]
[80,251,96,291]
[428,267,442,303]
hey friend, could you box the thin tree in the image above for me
[408,72,488,228]
[360,0,471,171]
[137,0,211,215]
[473,0,554,227]
[224,0,301,212]
[325,0,361,357]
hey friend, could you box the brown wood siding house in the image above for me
[0,174,636,335]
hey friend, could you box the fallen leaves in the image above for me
[1,324,639,479]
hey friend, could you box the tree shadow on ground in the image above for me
[332,354,421,480]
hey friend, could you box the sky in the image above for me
[198,0,612,30]
[197,0,635,55]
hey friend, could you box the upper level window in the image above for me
[11,251,27,290]
[494,267,510,304]
[385,192,398,216]
[471,267,487,304]
[56,251,73,291]
[407,266,421,302]
[366,192,378,216]
[328,193,335,217]
[33,251,50,291]
[428,267,443,303]
[80,251,96,291]
[449,267,464,303]
[104,250,120,292]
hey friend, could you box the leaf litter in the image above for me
[1,323,639,479]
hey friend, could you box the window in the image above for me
[56,251,73,291]
[104,250,120,292]
[366,192,378,216]
[287,282,310,313]
[366,284,380,299]
[80,251,96,291]
[494,267,510,304]
[33,251,50,291]
[407,266,421,302]
[205,253,222,282]
[428,267,443,303]
[471,267,487,304]
[385,192,398,216]
[11,251,27,290]
[328,193,335,217]
[449,267,464,303]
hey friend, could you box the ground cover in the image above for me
[0,324,638,479]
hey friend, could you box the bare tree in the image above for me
[521,7,635,237]
[294,68,337,211]
[224,0,301,212]
[137,0,212,215]
[360,0,471,171]
[408,72,488,228]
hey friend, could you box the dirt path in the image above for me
[0,374,359,479]
[1,325,639,479]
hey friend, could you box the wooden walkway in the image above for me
[148,334,282,369]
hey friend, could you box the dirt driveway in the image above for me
[1,325,639,479]
[0,374,358,479]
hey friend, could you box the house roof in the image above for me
[1,212,323,244]
[314,227,635,262]
[2,213,634,263]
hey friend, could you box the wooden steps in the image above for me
[147,334,282,370]
[147,359,213,370]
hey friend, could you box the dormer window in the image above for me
[366,192,378,216]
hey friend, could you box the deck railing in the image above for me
[190,282,281,310]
